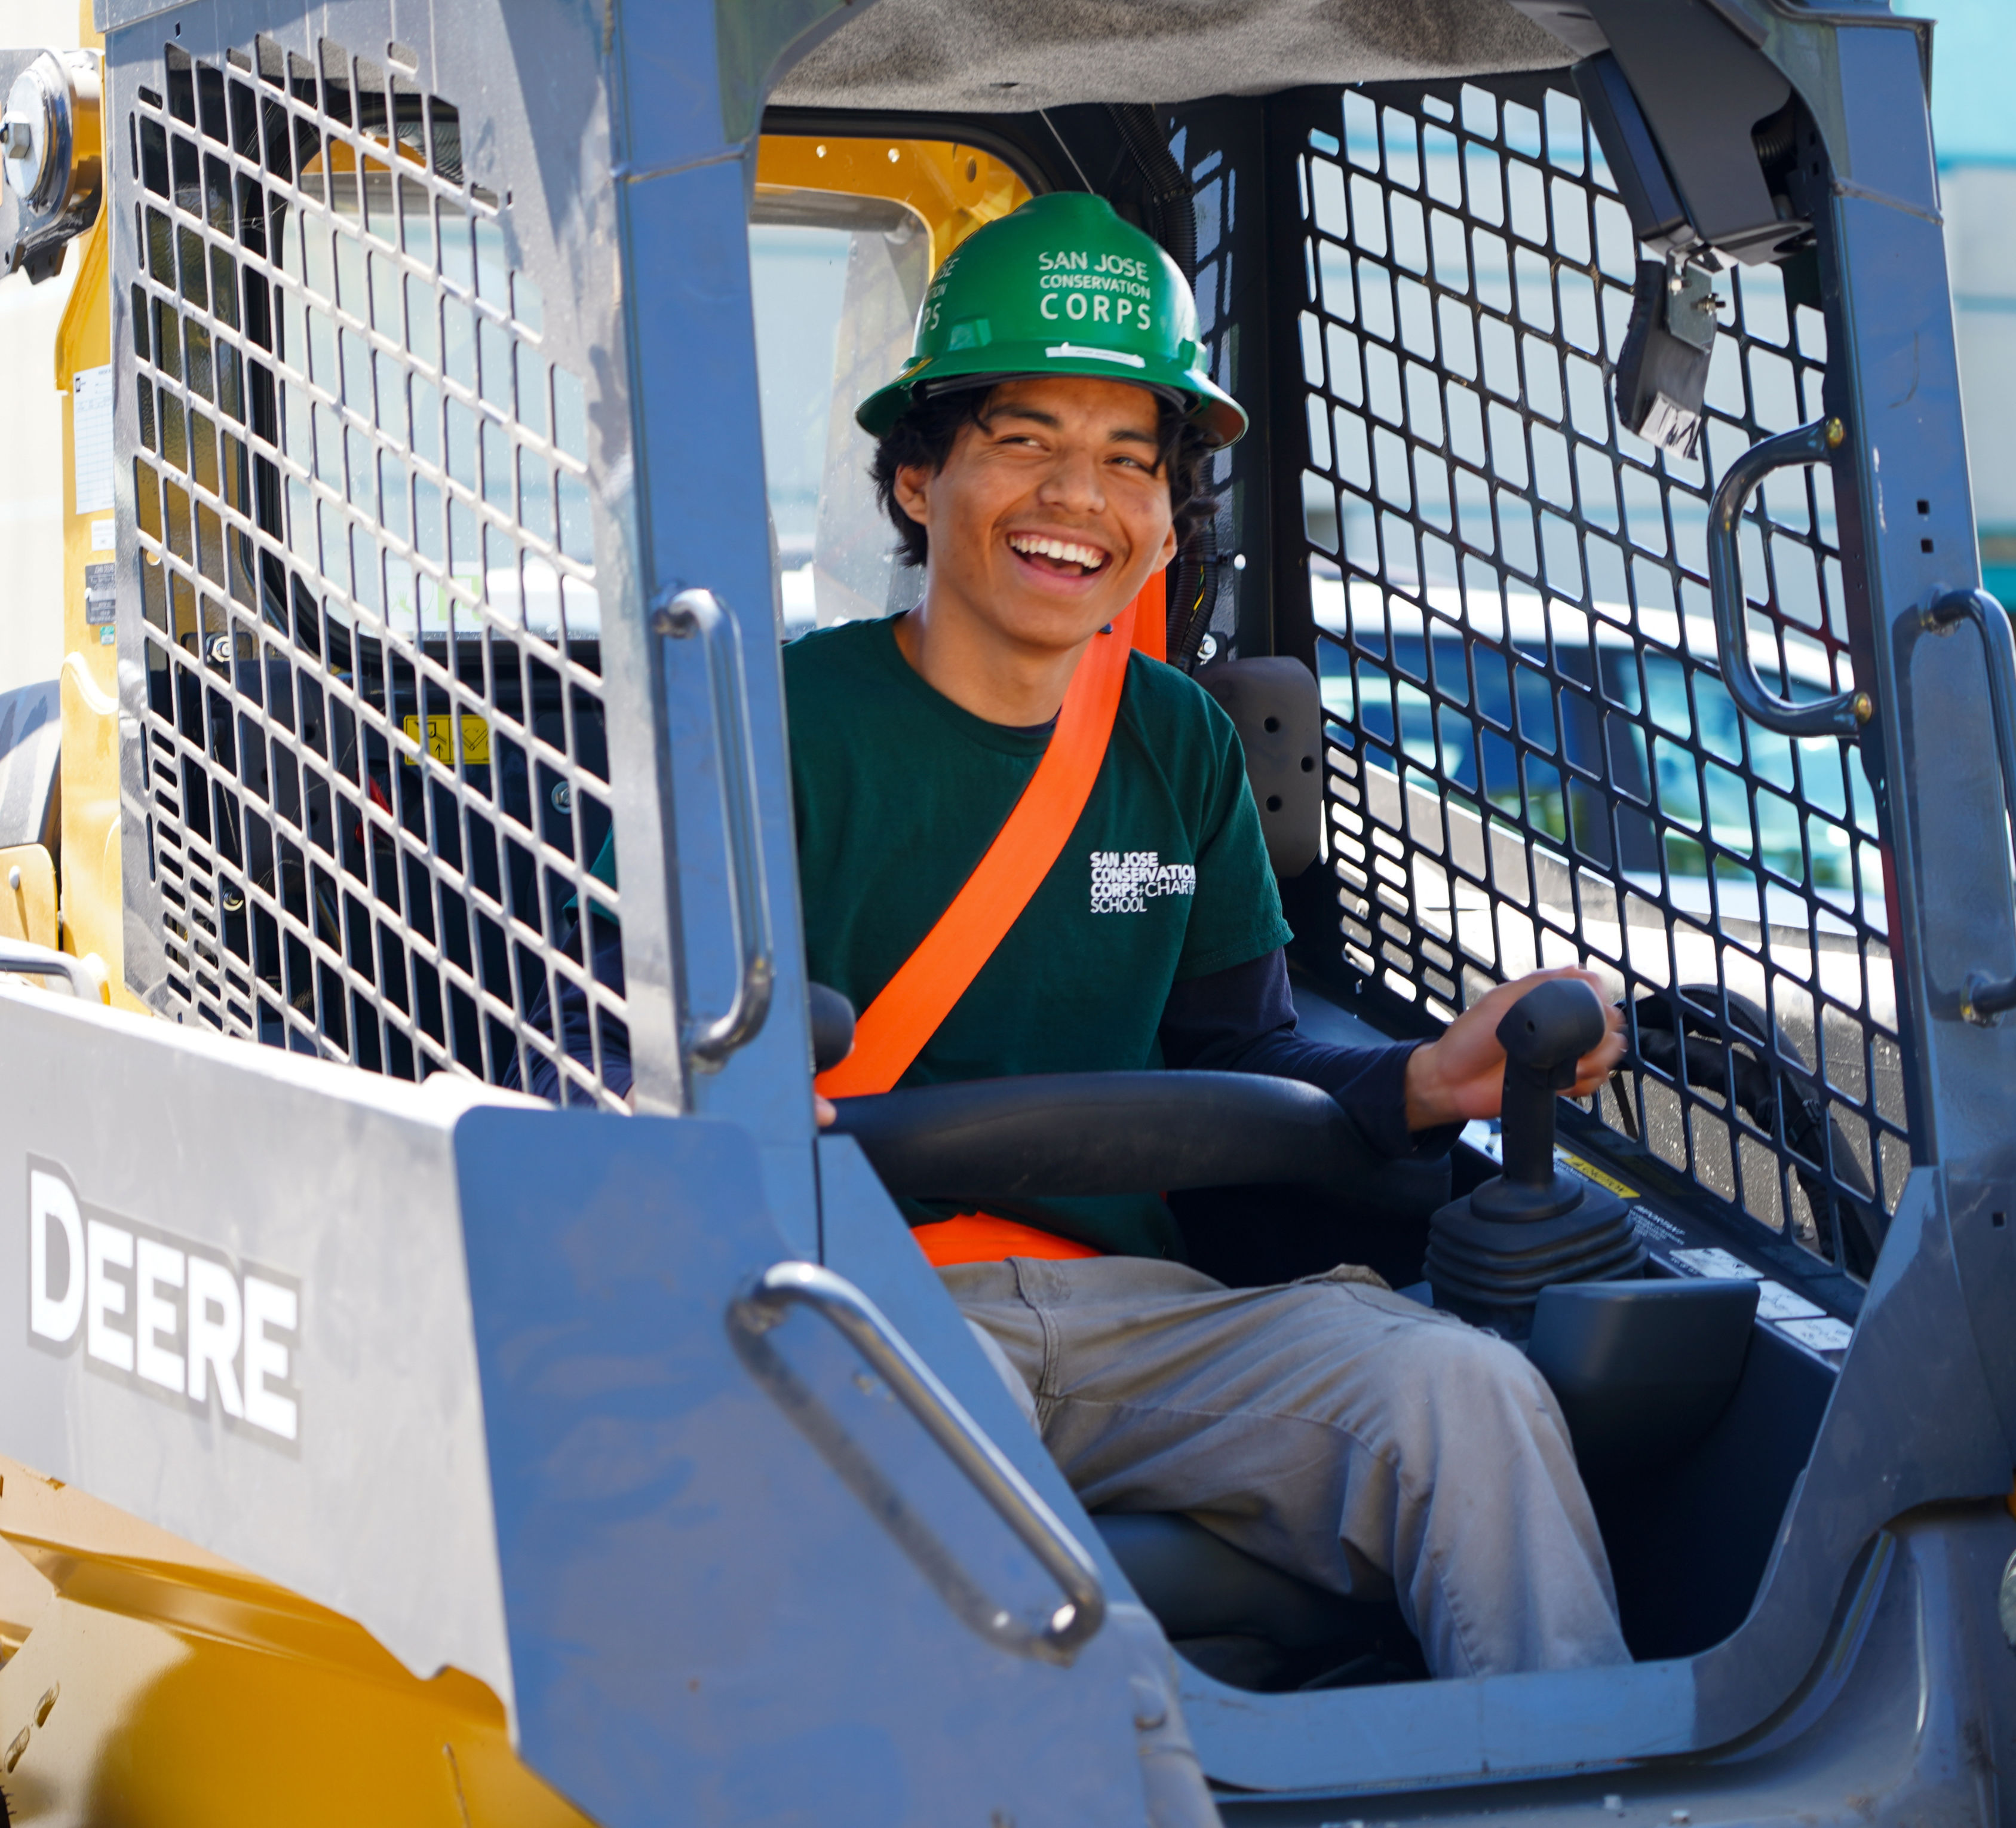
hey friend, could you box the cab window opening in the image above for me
[747,134,1036,633]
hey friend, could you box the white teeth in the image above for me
[1010,534,1104,570]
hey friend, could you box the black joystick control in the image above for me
[1425,979,1644,1335]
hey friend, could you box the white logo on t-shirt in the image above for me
[1090,849,1196,914]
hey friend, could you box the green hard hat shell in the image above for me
[855,192,1247,448]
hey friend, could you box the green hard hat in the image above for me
[855,191,1247,448]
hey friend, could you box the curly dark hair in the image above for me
[869,382,1218,570]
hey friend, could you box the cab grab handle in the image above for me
[1707,417,1872,740]
[731,1260,1107,1661]
[652,588,774,1068]
[0,941,98,999]
[1919,588,2016,1025]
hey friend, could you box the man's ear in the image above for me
[1154,521,1180,571]
[892,463,933,527]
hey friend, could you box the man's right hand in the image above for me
[1403,966,1623,1131]
[816,1094,837,1129]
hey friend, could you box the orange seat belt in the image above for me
[1130,568,1166,664]
[911,1214,1102,1267]
[818,594,1140,1100]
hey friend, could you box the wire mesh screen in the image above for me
[115,26,627,1105]
[1286,75,1906,1278]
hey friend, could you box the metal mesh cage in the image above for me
[1281,75,1905,1278]
[116,26,628,1105]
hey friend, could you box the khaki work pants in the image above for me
[941,1255,1630,1680]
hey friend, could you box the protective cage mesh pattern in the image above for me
[1289,75,1905,1280]
[120,33,626,1105]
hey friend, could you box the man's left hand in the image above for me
[1403,966,1624,1131]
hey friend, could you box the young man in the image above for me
[786,191,1631,1680]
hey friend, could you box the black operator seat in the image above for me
[1095,1512,1429,1691]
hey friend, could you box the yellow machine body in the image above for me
[0,1459,590,1826]
[754,134,1032,269]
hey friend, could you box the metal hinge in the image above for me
[1,48,103,284]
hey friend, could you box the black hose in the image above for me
[1169,519,1219,673]
[1105,103,1196,283]
[1103,105,1225,671]
[1751,100,1799,178]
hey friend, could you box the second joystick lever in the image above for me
[1425,978,1644,1333]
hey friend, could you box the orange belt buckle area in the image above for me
[912,1214,1104,1268]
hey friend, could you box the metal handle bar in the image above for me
[731,1260,1107,1661]
[1917,588,2016,1024]
[0,940,95,998]
[652,588,774,1068]
[1707,416,1872,740]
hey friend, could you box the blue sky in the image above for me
[1894,0,2016,164]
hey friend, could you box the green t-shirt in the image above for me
[786,617,1293,1259]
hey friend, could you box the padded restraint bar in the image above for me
[830,1068,1449,1206]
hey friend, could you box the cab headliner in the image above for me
[772,0,1591,115]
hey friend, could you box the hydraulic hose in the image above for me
[1106,103,1218,667]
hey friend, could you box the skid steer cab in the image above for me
[1,0,2014,1823]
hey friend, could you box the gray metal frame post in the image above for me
[603,0,844,1247]
[1799,13,2016,1456]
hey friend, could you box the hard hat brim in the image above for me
[856,345,1248,449]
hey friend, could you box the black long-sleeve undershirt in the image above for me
[1156,949,1460,1161]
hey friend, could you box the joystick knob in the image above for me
[1425,980,1644,1334]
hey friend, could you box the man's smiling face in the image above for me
[894,375,1179,659]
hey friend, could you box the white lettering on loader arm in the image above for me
[24,1166,294,1443]
[135,1239,186,1393]
[188,1256,245,1418]
[243,1278,299,1440]
[86,1219,134,1372]
[28,1169,83,1344]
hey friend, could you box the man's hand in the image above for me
[1404,966,1624,1131]
[816,1093,837,1129]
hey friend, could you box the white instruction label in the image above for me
[72,366,114,516]
[90,519,114,551]
[1778,1315,1854,1354]
[1670,1246,1762,1281]
[1629,1204,1684,1248]
[1753,1280,1823,1323]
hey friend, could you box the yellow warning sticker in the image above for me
[402,713,490,765]
[1555,1148,1638,1201]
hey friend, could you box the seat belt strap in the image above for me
[814,596,1139,1099]
[1130,567,1166,664]
[911,1214,1103,1267]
